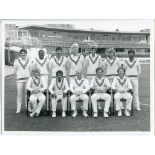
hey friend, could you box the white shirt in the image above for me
[49,78,69,95]
[26,76,47,92]
[123,58,141,77]
[70,77,89,94]
[32,57,49,75]
[67,54,84,76]
[14,57,32,80]
[90,76,111,92]
[49,56,68,77]
[103,57,121,76]
[84,54,102,76]
[111,76,132,92]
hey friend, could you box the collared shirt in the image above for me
[84,54,102,76]
[90,76,111,90]
[102,57,121,76]
[67,54,85,76]
[33,57,49,75]
[123,58,141,78]
[70,77,89,94]
[26,76,47,92]
[49,55,68,77]
[111,76,132,92]
[14,57,33,80]
[49,78,69,95]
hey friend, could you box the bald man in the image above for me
[70,69,90,118]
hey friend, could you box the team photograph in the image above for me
[3,20,151,132]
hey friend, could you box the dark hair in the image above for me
[128,49,135,55]
[117,67,126,74]
[19,48,27,54]
[56,70,63,76]
[38,49,44,54]
[96,67,104,73]
[56,47,62,51]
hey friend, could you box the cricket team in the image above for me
[14,41,141,118]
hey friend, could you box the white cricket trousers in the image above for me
[29,93,46,114]
[51,94,67,112]
[114,92,132,111]
[16,81,27,111]
[91,93,111,113]
[129,77,140,108]
[70,94,89,111]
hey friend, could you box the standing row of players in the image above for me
[14,42,141,117]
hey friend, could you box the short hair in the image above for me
[117,67,126,74]
[128,49,135,55]
[56,46,62,51]
[32,67,40,74]
[56,70,63,76]
[96,67,104,73]
[38,49,44,54]
[108,48,115,53]
[76,69,82,74]
[19,48,27,54]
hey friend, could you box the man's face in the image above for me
[72,47,78,55]
[38,50,45,59]
[128,52,135,59]
[76,72,82,80]
[57,73,63,80]
[33,71,40,78]
[118,68,125,77]
[108,50,115,58]
[90,48,96,56]
[56,49,62,57]
[20,51,27,59]
[96,69,103,78]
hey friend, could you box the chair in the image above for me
[112,89,134,116]
[26,90,48,116]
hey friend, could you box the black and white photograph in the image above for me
[1,19,153,132]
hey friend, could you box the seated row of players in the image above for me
[27,66,133,118]
[14,42,141,116]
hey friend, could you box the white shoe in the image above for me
[16,109,21,113]
[136,107,141,111]
[30,112,36,117]
[124,109,130,117]
[52,112,56,118]
[118,110,122,117]
[35,112,40,117]
[83,111,88,118]
[104,112,109,118]
[72,111,78,117]
[62,112,66,117]
[93,112,98,118]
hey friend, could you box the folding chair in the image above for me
[112,89,134,116]
[26,90,48,116]
[89,89,113,116]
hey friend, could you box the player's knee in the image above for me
[83,94,89,101]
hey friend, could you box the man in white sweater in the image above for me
[67,43,85,84]
[123,50,141,111]
[49,70,69,117]
[111,67,133,117]
[26,68,47,117]
[90,67,111,118]
[70,69,90,118]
